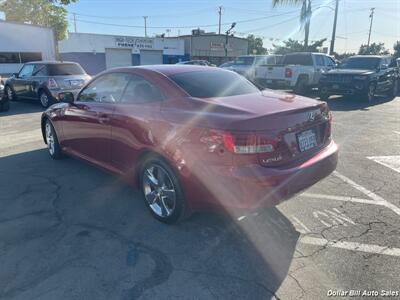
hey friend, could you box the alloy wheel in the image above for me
[6,86,13,100]
[367,84,375,103]
[142,164,176,218]
[45,121,55,155]
[40,93,49,108]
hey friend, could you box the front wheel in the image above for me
[45,119,63,159]
[389,80,398,98]
[139,156,188,224]
[5,86,17,101]
[363,83,375,103]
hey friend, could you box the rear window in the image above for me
[233,57,255,66]
[283,54,313,66]
[169,70,259,98]
[47,64,85,76]
[340,57,381,70]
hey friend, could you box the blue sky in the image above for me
[65,0,399,54]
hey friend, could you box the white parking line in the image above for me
[367,156,400,174]
[299,193,379,206]
[291,216,311,233]
[332,171,385,202]
[300,236,400,257]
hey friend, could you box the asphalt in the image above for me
[0,94,399,300]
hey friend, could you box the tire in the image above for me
[139,155,188,224]
[39,90,53,109]
[5,85,17,101]
[0,101,10,112]
[363,83,376,103]
[294,77,308,95]
[389,80,398,98]
[44,119,63,160]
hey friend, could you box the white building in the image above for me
[58,32,187,75]
[0,21,56,75]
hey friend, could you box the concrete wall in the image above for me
[0,21,56,75]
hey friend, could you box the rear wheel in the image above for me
[140,156,188,224]
[45,119,63,159]
[39,90,53,108]
[294,77,308,95]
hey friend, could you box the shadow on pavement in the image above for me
[0,100,43,117]
[326,94,397,112]
[0,148,299,299]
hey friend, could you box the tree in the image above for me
[358,42,389,55]
[393,41,400,59]
[0,0,76,40]
[273,0,312,48]
[272,38,326,54]
[247,35,267,55]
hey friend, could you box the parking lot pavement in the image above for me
[0,96,399,300]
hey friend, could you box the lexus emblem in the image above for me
[308,111,316,121]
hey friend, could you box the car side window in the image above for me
[315,55,325,66]
[120,75,164,104]
[324,56,335,67]
[78,73,131,103]
[18,64,34,77]
[33,64,47,76]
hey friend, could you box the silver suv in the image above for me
[4,61,91,108]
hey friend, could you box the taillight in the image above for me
[201,129,277,154]
[47,78,58,89]
[285,68,292,78]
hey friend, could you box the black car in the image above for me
[0,78,9,112]
[319,55,399,102]
[4,61,91,108]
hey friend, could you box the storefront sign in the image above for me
[115,37,154,49]
[210,42,224,51]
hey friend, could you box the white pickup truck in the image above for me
[255,52,336,94]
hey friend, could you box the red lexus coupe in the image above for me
[41,65,338,223]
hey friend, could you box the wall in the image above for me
[0,21,56,75]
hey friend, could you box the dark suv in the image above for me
[4,61,91,108]
[319,55,399,102]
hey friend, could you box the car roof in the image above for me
[25,61,80,65]
[348,55,388,59]
[121,65,220,76]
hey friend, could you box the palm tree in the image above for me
[272,0,312,49]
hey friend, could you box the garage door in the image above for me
[105,48,132,69]
[140,50,163,65]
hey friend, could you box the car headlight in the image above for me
[354,76,367,80]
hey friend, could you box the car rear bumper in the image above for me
[256,78,292,89]
[185,140,338,211]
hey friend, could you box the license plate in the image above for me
[297,129,317,152]
[332,84,339,89]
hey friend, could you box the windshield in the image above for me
[233,56,255,65]
[47,64,86,75]
[340,57,381,70]
[282,54,313,66]
[169,70,259,98]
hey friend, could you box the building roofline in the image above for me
[0,20,53,30]
[178,34,248,41]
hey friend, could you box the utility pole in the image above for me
[143,16,148,37]
[73,12,77,33]
[367,8,375,48]
[329,0,339,55]
[218,6,223,35]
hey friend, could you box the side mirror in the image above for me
[12,73,19,78]
[58,92,74,104]
[380,64,388,70]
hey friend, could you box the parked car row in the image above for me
[3,61,91,109]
